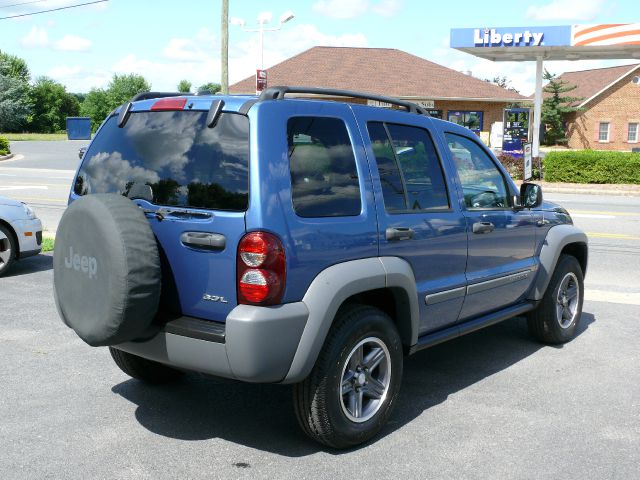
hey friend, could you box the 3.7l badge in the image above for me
[203,294,228,303]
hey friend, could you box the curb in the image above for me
[540,186,640,197]
[0,153,14,161]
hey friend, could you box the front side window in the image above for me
[628,123,638,143]
[367,122,449,212]
[445,133,509,209]
[287,117,361,218]
[599,122,610,142]
[74,111,249,211]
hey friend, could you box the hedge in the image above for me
[543,150,640,184]
[0,137,10,156]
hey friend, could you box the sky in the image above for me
[0,0,638,95]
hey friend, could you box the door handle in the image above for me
[180,232,226,251]
[472,222,495,234]
[386,227,415,241]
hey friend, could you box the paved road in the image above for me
[0,141,85,233]
[1,141,639,478]
[1,256,638,479]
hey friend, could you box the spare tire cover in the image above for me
[54,194,161,346]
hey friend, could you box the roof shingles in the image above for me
[230,46,527,101]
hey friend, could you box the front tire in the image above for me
[527,254,584,344]
[293,305,403,449]
[109,347,184,384]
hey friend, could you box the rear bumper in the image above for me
[114,302,309,383]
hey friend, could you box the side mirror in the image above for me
[520,182,543,209]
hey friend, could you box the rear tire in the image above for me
[527,254,584,344]
[0,224,17,278]
[109,347,183,384]
[293,305,403,449]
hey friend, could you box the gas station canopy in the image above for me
[451,24,640,61]
[449,24,640,160]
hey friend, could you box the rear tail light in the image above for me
[237,231,286,306]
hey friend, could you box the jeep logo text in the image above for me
[64,246,98,279]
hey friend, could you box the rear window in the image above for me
[74,111,249,211]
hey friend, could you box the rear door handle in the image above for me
[386,227,415,241]
[472,222,495,234]
[180,232,226,251]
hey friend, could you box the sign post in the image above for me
[523,142,532,180]
[256,69,267,94]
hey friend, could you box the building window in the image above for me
[447,111,484,134]
[628,123,638,143]
[598,122,610,142]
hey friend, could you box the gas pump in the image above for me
[502,108,532,158]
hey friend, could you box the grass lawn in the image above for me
[0,133,70,141]
[41,237,55,253]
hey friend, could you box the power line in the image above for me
[0,0,107,19]
[0,0,49,10]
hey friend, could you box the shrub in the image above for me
[496,153,542,180]
[0,136,10,156]
[543,150,640,184]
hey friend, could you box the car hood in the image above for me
[0,196,23,208]
[538,200,569,214]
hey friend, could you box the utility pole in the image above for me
[221,0,229,94]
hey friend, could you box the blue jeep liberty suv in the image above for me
[53,87,588,448]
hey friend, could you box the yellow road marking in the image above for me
[587,232,640,240]
[569,210,637,217]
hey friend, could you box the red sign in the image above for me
[256,69,267,94]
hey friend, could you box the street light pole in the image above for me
[231,10,294,71]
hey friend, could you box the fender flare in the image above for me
[529,224,588,301]
[282,257,419,383]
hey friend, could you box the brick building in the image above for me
[558,64,640,151]
[230,46,528,137]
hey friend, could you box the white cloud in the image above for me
[372,0,403,17]
[54,34,92,52]
[312,0,402,19]
[313,0,369,19]
[47,65,111,92]
[20,26,49,48]
[163,28,217,62]
[526,0,605,21]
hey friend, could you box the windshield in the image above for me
[74,111,249,211]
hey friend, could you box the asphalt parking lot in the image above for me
[2,256,639,479]
[1,142,639,479]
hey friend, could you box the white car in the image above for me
[0,196,43,277]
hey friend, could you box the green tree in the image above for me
[0,51,31,132]
[0,76,31,132]
[28,76,80,133]
[107,73,151,106]
[80,88,111,131]
[0,50,30,83]
[197,82,221,94]
[484,75,520,94]
[177,79,192,93]
[80,73,151,131]
[541,70,582,145]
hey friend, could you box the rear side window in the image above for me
[74,111,249,211]
[367,122,449,212]
[287,117,361,217]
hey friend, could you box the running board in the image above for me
[408,302,537,355]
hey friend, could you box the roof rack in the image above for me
[258,86,430,116]
[130,92,192,102]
